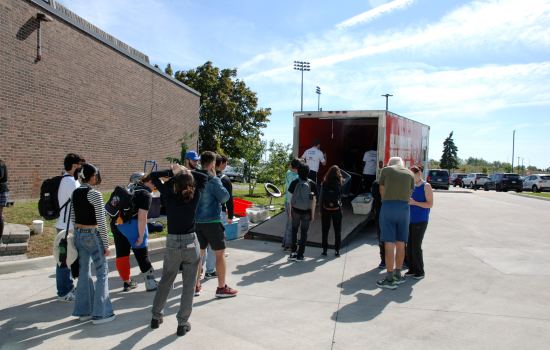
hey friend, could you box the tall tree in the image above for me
[165,63,173,76]
[174,61,271,158]
[237,134,267,195]
[440,131,459,172]
[257,140,293,189]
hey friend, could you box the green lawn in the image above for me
[520,192,550,198]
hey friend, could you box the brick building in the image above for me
[0,0,200,200]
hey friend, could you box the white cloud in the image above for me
[337,0,417,28]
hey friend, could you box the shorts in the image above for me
[379,200,410,243]
[0,191,8,207]
[196,222,226,251]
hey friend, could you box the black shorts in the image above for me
[196,222,226,251]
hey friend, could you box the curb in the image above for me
[0,237,167,275]
[509,193,550,202]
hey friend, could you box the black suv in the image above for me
[427,169,450,190]
[486,173,523,192]
[450,173,466,187]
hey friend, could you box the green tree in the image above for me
[440,132,459,172]
[503,163,512,172]
[527,165,537,171]
[165,63,173,76]
[257,140,293,189]
[460,166,466,173]
[165,131,197,165]
[174,61,271,158]
[237,135,267,195]
[481,166,488,174]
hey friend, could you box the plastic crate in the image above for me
[225,219,239,240]
[351,197,373,215]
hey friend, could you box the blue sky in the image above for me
[67,0,550,169]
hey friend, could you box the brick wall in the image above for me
[0,0,200,200]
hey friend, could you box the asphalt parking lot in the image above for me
[1,187,549,349]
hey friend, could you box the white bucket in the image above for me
[33,220,44,234]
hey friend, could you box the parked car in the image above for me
[461,173,489,189]
[223,166,244,183]
[450,173,466,187]
[427,169,450,190]
[523,174,550,192]
[483,174,498,191]
[485,173,522,192]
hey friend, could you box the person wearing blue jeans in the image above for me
[56,228,75,301]
[283,158,300,250]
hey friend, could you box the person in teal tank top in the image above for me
[406,165,433,280]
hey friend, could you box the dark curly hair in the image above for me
[172,169,195,203]
[324,165,343,188]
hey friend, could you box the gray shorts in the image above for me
[196,222,226,251]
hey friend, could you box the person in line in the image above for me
[340,147,357,197]
[71,163,115,324]
[150,164,207,336]
[194,151,236,298]
[185,151,200,170]
[0,158,9,248]
[111,173,159,292]
[55,153,86,302]
[371,178,385,269]
[301,139,326,185]
[319,165,344,257]
[405,165,433,280]
[362,143,377,193]
[288,163,318,262]
[282,158,300,252]
[376,157,415,290]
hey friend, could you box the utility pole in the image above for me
[382,94,393,111]
[512,130,515,172]
[517,156,521,174]
[294,61,310,112]
[316,86,321,111]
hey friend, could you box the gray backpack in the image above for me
[291,179,313,210]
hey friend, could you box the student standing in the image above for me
[0,159,9,248]
[405,166,433,280]
[150,165,207,336]
[283,158,300,251]
[301,139,326,185]
[319,165,344,257]
[111,173,159,292]
[288,163,318,262]
[71,164,115,324]
[55,153,86,302]
[362,143,377,193]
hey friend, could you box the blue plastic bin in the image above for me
[224,220,239,240]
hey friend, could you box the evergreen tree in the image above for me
[165,63,173,76]
[440,131,459,172]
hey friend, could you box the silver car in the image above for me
[523,174,550,193]
[461,173,489,189]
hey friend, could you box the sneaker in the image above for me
[376,278,397,290]
[177,322,191,336]
[215,284,238,298]
[321,251,327,257]
[413,274,425,280]
[281,244,286,250]
[79,316,92,322]
[404,270,415,277]
[296,256,305,262]
[194,285,202,296]
[123,279,138,291]
[393,275,406,285]
[284,247,292,253]
[92,314,116,325]
[288,252,297,261]
[342,193,349,198]
[378,263,386,269]
[151,317,163,329]
[70,285,77,295]
[205,271,218,279]
[58,292,75,302]
[334,251,340,257]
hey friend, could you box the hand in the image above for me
[172,164,185,175]
[136,236,143,246]
[311,214,315,222]
[319,211,322,217]
[289,211,292,219]
[227,219,233,225]
[408,198,415,205]
[104,247,111,257]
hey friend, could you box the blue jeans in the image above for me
[56,228,74,297]
[283,202,292,247]
[72,228,114,320]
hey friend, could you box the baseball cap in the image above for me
[185,151,200,161]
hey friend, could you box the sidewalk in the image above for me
[1,188,549,349]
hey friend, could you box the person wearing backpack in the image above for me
[0,158,9,248]
[110,173,159,292]
[288,163,318,262]
[282,158,300,252]
[319,165,344,257]
[54,153,86,302]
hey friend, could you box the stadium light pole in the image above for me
[294,61,310,112]
[382,94,393,111]
[512,130,516,172]
[316,86,321,111]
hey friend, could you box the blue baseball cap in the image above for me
[185,151,200,161]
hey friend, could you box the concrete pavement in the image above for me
[1,187,549,349]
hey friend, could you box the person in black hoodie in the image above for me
[150,165,208,336]
[319,165,344,257]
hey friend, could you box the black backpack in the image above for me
[38,174,72,221]
[0,161,7,183]
[322,182,342,210]
[105,183,146,224]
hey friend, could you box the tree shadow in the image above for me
[16,17,39,41]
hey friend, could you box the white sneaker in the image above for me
[79,316,92,322]
[92,314,116,325]
[58,292,75,302]
[342,193,349,197]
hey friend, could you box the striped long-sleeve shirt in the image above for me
[70,185,109,250]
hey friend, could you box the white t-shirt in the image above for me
[362,150,377,175]
[302,147,326,172]
[55,173,80,230]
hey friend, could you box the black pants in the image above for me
[308,170,318,185]
[291,209,311,258]
[406,221,428,276]
[375,217,385,263]
[362,174,376,193]
[321,208,342,252]
[111,221,152,273]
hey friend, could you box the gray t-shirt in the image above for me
[379,165,414,202]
